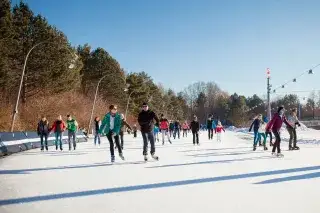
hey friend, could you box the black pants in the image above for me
[287,127,297,147]
[272,131,281,153]
[208,128,213,139]
[183,130,187,137]
[173,129,180,139]
[107,131,122,157]
[267,132,273,144]
[133,131,137,138]
[120,131,124,149]
[142,131,155,155]
[193,132,199,144]
[169,130,173,137]
[40,134,48,150]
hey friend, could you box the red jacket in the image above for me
[266,113,292,132]
[215,126,225,133]
[160,119,169,130]
[182,123,189,130]
[50,120,66,133]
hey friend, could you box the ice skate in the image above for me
[253,145,257,151]
[293,146,300,150]
[289,146,293,151]
[264,146,268,151]
[276,153,284,158]
[144,155,148,162]
[119,153,125,161]
[151,154,159,161]
[111,156,115,163]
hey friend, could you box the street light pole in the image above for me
[125,91,135,120]
[10,41,78,132]
[266,68,272,120]
[88,75,108,134]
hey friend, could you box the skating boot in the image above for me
[119,153,125,161]
[111,156,115,163]
[264,146,268,151]
[276,153,284,158]
[293,146,300,150]
[169,140,172,144]
[253,145,257,151]
[144,155,148,162]
[151,154,159,161]
[270,142,273,147]
[289,146,293,151]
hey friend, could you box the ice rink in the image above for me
[1,130,320,213]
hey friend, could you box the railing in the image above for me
[0,130,87,157]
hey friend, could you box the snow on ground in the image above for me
[1,130,320,213]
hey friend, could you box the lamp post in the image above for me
[10,41,78,132]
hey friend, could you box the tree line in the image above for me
[0,1,319,131]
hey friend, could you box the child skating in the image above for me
[215,121,225,142]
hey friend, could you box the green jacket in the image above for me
[67,119,78,132]
[99,112,122,135]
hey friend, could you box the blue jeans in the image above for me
[253,131,260,146]
[142,131,155,155]
[94,134,101,145]
[55,132,63,150]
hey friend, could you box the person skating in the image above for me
[154,125,160,142]
[249,114,262,150]
[159,114,172,145]
[173,120,181,139]
[99,105,125,162]
[207,114,214,140]
[287,108,301,150]
[169,121,175,138]
[258,119,268,151]
[119,114,132,150]
[215,121,225,142]
[67,114,78,151]
[93,117,101,146]
[182,121,189,137]
[37,116,50,151]
[138,102,160,161]
[133,124,138,138]
[50,115,66,151]
[191,116,200,145]
[266,106,293,157]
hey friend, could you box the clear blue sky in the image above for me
[23,0,320,99]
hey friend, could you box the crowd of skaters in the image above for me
[36,102,299,162]
[249,105,301,157]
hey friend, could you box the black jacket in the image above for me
[207,119,213,129]
[37,120,50,135]
[138,110,159,133]
[249,119,261,132]
[174,121,181,129]
[191,121,200,132]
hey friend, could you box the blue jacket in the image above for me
[212,121,217,129]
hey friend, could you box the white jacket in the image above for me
[287,115,299,128]
[258,122,266,133]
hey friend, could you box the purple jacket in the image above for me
[266,113,292,132]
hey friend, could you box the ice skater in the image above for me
[215,121,225,142]
[287,108,301,150]
[93,116,101,146]
[37,116,50,151]
[118,114,132,150]
[154,125,160,142]
[249,114,262,150]
[182,121,189,137]
[207,114,214,140]
[191,115,200,145]
[99,105,125,162]
[159,114,172,145]
[173,120,181,139]
[258,119,268,151]
[133,124,138,138]
[50,115,66,151]
[169,121,175,138]
[138,102,160,161]
[266,106,293,157]
[66,114,78,151]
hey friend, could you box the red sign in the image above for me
[267,68,270,78]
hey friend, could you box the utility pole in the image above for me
[267,68,272,120]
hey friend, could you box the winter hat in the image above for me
[142,102,148,106]
[277,105,284,113]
